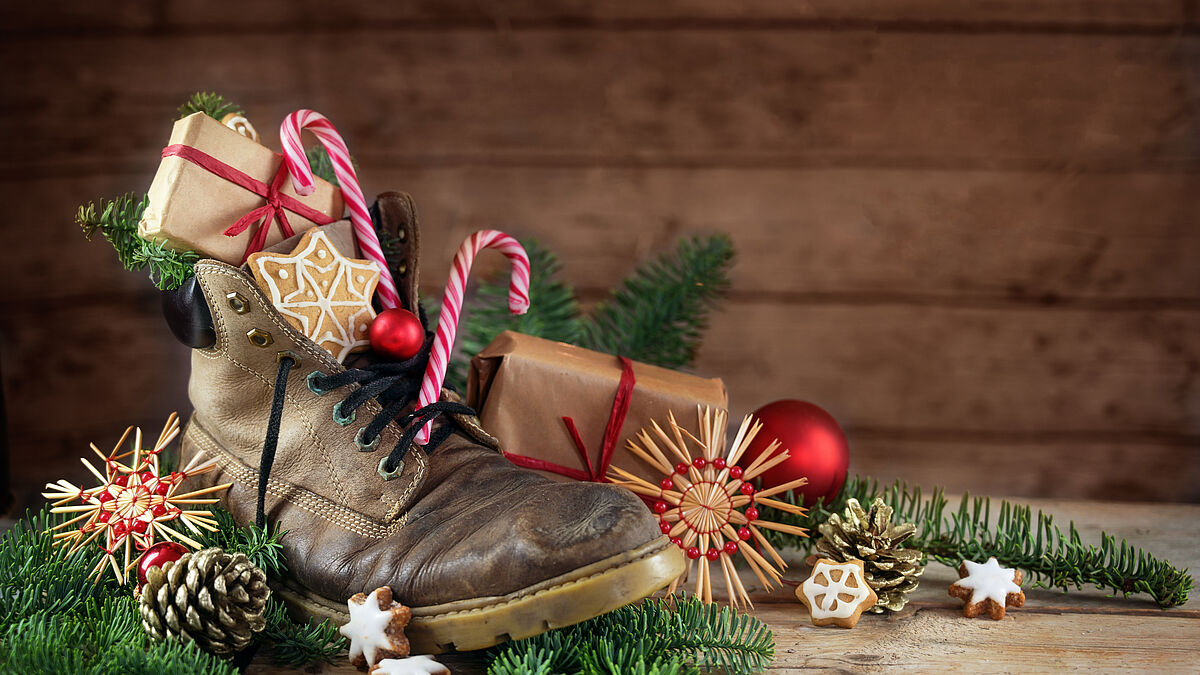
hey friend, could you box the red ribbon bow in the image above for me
[505,356,636,482]
[161,144,337,263]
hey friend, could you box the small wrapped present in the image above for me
[467,331,728,485]
[139,111,344,265]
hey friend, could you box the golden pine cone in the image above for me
[139,547,270,655]
[814,497,925,612]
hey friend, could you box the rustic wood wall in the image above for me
[1,1,1198,511]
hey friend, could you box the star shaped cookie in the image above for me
[248,228,381,361]
[339,586,412,669]
[948,557,1025,620]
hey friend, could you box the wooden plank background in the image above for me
[1,0,1198,511]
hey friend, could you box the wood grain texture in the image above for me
[244,498,1200,674]
[1,0,1197,507]
[2,29,1198,177]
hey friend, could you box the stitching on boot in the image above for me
[188,419,412,538]
[196,263,419,513]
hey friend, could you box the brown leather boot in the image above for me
[179,192,684,653]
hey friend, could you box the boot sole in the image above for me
[275,536,685,653]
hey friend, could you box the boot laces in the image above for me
[256,330,473,528]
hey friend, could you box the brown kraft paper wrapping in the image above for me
[467,331,728,485]
[139,111,344,265]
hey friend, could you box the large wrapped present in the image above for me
[139,111,344,265]
[467,331,728,485]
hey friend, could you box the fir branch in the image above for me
[489,595,772,675]
[178,92,243,121]
[76,193,199,290]
[306,145,340,186]
[579,234,733,369]
[758,476,1194,608]
[197,508,288,577]
[448,239,583,391]
[260,599,345,667]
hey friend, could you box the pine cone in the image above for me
[814,497,925,612]
[139,547,270,655]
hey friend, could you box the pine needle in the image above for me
[177,92,243,121]
[757,475,1194,608]
[76,193,199,290]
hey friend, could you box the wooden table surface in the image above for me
[251,497,1200,674]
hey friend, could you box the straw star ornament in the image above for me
[42,413,231,585]
[608,407,809,608]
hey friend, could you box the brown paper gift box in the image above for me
[467,331,728,485]
[139,111,344,265]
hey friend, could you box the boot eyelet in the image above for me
[333,401,356,426]
[354,428,380,452]
[226,292,250,314]
[247,328,273,347]
[378,457,404,481]
[307,371,329,396]
[277,350,301,367]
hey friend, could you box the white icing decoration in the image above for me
[250,229,381,361]
[955,557,1021,608]
[801,560,872,620]
[278,268,289,279]
[339,588,406,667]
[371,655,449,675]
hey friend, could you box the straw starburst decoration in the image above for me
[42,413,232,585]
[608,407,810,608]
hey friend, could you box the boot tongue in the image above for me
[368,192,423,314]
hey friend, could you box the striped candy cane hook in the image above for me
[279,110,400,310]
[416,230,530,443]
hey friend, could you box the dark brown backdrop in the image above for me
[2,1,1198,513]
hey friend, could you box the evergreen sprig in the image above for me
[259,599,345,666]
[758,476,1194,608]
[447,235,733,391]
[581,234,734,369]
[76,193,199,290]
[488,595,773,675]
[177,92,243,121]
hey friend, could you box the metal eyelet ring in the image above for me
[226,291,250,314]
[306,371,328,396]
[247,328,273,348]
[333,401,356,426]
[277,350,301,367]
[354,427,380,453]
[378,456,405,481]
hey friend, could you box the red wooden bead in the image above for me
[692,457,707,469]
[740,483,756,496]
[674,462,689,475]
[724,540,739,554]
[729,466,744,479]
[712,458,727,470]
[155,482,170,496]
[737,526,752,540]
[705,548,721,561]
[140,471,155,484]
[653,500,669,514]
[660,521,673,534]
[97,511,111,523]
[113,475,129,487]
[131,520,148,534]
[671,537,684,548]
[745,507,760,521]
[686,546,701,560]
[660,478,674,491]
[97,491,113,503]
[151,504,167,517]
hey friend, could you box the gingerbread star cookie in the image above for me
[948,557,1025,620]
[339,586,412,669]
[796,558,878,628]
[248,228,381,361]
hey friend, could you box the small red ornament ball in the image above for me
[136,541,188,587]
[368,308,425,361]
[742,400,849,508]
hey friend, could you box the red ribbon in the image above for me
[161,144,337,263]
[505,356,636,482]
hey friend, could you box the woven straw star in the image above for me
[248,228,381,361]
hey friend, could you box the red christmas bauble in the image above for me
[136,541,188,587]
[741,400,849,508]
[368,308,425,360]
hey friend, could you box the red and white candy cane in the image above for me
[279,109,400,310]
[416,230,530,443]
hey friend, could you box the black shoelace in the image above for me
[255,334,473,528]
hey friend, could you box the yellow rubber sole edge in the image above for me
[275,536,686,653]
